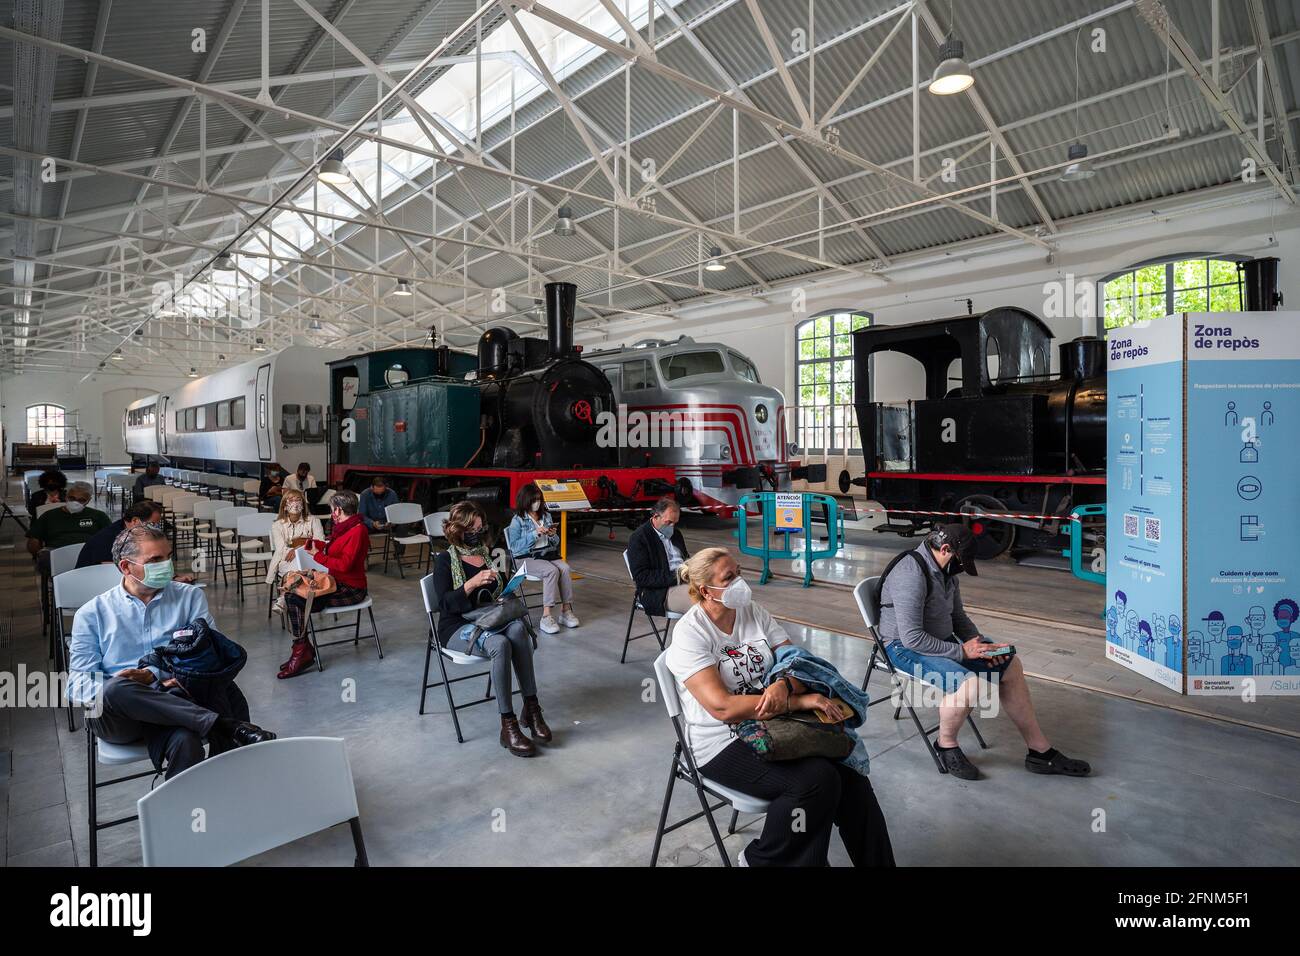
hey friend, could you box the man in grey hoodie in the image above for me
[877,524,1091,781]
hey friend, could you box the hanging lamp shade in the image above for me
[930,38,974,95]
[317,147,349,185]
[1060,142,1096,182]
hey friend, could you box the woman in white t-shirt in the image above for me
[665,547,894,867]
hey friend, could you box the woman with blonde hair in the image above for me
[430,500,552,758]
[664,547,894,867]
[266,488,325,614]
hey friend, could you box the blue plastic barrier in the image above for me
[733,492,842,587]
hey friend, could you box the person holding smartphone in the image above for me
[876,523,1091,781]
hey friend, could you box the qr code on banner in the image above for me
[1143,516,1162,542]
[1124,513,1139,538]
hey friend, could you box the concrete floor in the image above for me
[2,479,1298,866]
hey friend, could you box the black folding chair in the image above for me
[621,550,681,664]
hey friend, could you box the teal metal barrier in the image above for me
[733,492,842,587]
[1062,503,1105,585]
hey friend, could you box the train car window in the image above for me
[729,353,759,383]
[176,411,184,432]
[217,401,231,429]
[623,359,653,391]
[601,364,622,393]
[258,396,267,429]
[384,365,409,387]
[341,374,359,411]
[986,336,1002,384]
[196,406,206,431]
[232,397,246,428]
[185,408,196,432]
[660,350,724,382]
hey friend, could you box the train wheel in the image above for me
[957,494,1015,560]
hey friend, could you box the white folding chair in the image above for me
[52,564,121,732]
[138,737,368,867]
[621,550,682,663]
[44,542,85,659]
[307,595,383,671]
[234,512,277,603]
[852,576,987,775]
[241,479,262,508]
[649,651,770,867]
[382,502,430,578]
[213,506,256,584]
[417,573,516,741]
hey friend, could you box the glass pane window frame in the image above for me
[794,311,872,453]
[1102,255,1245,331]
[26,403,66,447]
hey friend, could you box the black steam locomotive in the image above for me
[327,281,678,524]
[848,307,1107,560]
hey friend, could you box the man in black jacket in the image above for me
[627,497,691,616]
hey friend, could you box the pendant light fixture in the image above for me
[317,146,349,185]
[392,278,413,297]
[930,1,974,95]
[704,245,728,272]
[1061,26,1098,183]
[253,337,268,352]
[554,203,576,237]
[213,253,235,271]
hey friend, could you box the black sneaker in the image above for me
[936,745,980,780]
[1025,747,1091,776]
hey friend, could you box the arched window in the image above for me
[795,311,871,452]
[27,403,66,448]
[1102,255,1245,329]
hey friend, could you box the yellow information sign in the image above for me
[533,478,591,510]
[774,492,803,530]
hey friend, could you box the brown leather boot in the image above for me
[499,715,536,757]
[521,697,552,743]
[277,639,315,679]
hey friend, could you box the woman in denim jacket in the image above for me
[504,483,579,635]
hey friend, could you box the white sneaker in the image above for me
[271,597,285,615]
[559,609,580,628]
[539,615,560,634]
[736,847,749,867]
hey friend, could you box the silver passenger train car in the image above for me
[587,336,819,509]
[123,346,346,477]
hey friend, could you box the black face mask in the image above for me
[462,530,483,547]
[943,556,964,577]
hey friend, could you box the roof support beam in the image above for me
[1245,0,1297,180]
[1136,0,1294,204]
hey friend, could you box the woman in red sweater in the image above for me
[279,489,371,679]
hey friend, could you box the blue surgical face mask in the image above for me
[131,559,174,590]
[657,520,674,539]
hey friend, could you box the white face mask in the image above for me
[66,500,87,514]
[707,576,752,609]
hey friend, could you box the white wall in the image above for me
[0,370,186,466]
[575,185,1300,492]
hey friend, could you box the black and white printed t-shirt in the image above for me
[664,602,790,767]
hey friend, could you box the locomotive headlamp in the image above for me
[721,444,732,460]
[755,403,768,424]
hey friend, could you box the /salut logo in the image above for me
[49,886,152,936]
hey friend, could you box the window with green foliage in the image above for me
[795,311,871,452]
[1103,257,1245,329]
[26,404,65,448]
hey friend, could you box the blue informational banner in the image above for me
[1105,313,1300,696]
[1105,318,1185,691]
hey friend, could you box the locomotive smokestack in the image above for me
[545,281,577,360]
[1238,257,1282,311]
[1059,336,1105,382]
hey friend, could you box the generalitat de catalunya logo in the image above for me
[50,886,151,936]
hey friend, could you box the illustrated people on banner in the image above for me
[1202,610,1228,661]
[1256,632,1279,676]
[1225,401,1238,426]
[1107,590,1126,644]
[1273,599,1298,670]
[1164,615,1182,671]
[1124,610,1139,653]
[1137,620,1155,661]
[1186,632,1213,677]
[1286,636,1300,676]
[1220,626,1254,677]
[1260,401,1274,426]
[1245,605,1267,656]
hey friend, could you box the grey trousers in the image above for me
[445,619,537,716]
[518,556,573,607]
[87,676,219,778]
[666,584,693,614]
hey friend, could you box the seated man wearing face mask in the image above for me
[68,524,275,779]
[27,481,111,573]
[876,524,1091,782]
[627,496,692,617]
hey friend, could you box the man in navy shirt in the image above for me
[76,500,162,568]
[358,475,397,531]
